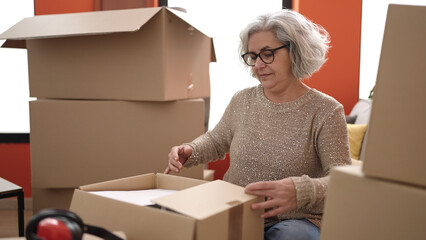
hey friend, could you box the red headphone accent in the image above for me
[26,209,124,240]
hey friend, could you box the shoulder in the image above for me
[309,89,343,111]
[233,85,259,99]
[305,89,346,125]
[229,85,260,105]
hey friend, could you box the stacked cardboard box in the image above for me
[320,5,426,240]
[0,7,216,213]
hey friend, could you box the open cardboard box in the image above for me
[32,187,76,214]
[0,7,215,101]
[69,173,264,240]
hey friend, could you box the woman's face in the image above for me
[248,31,296,93]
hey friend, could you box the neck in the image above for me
[264,81,310,103]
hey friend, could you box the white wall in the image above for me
[359,0,426,99]
[168,0,281,130]
[0,1,34,133]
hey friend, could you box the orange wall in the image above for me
[296,0,362,114]
[0,144,31,197]
[208,154,230,180]
[34,0,94,15]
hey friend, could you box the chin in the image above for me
[259,77,274,86]
[260,82,275,90]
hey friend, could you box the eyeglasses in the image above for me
[241,43,290,66]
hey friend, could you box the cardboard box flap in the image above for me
[1,39,26,49]
[153,180,257,220]
[167,7,212,38]
[0,7,162,41]
[156,174,207,190]
[79,173,156,192]
[0,6,217,61]
[79,173,206,192]
[166,8,216,62]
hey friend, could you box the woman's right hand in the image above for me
[164,145,193,174]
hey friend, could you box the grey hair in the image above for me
[239,9,330,80]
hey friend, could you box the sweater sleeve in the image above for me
[290,104,351,211]
[183,93,237,167]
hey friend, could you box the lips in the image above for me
[259,73,271,79]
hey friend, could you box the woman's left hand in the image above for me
[245,178,297,218]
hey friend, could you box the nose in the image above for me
[253,57,266,68]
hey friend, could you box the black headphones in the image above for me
[26,209,124,240]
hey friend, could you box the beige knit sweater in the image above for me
[184,85,351,228]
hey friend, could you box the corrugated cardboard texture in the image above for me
[228,203,243,240]
[30,99,205,188]
[321,165,426,240]
[196,211,229,240]
[70,174,263,240]
[71,173,205,240]
[79,173,157,192]
[32,188,75,214]
[154,180,264,240]
[155,173,207,190]
[153,180,258,220]
[71,189,196,240]
[79,173,206,192]
[0,7,160,39]
[362,4,426,187]
[83,231,126,240]
[0,7,214,101]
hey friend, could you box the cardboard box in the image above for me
[320,165,426,240]
[70,173,264,240]
[0,7,215,101]
[32,187,75,214]
[83,232,126,240]
[203,169,215,181]
[361,4,426,187]
[30,99,205,188]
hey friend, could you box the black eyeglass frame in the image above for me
[241,43,290,66]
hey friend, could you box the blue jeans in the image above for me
[264,219,320,240]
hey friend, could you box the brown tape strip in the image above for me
[227,201,243,240]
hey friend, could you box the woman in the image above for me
[165,9,351,240]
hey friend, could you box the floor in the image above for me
[0,209,33,238]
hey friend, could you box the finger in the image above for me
[171,163,182,173]
[168,153,183,169]
[163,167,171,174]
[251,199,277,211]
[245,188,278,198]
[178,146,185,155]
[169,147,180,161]
[165,160,182,173]
[261,206,286,219]
[245,181,277,191]
[174,158,184,169]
